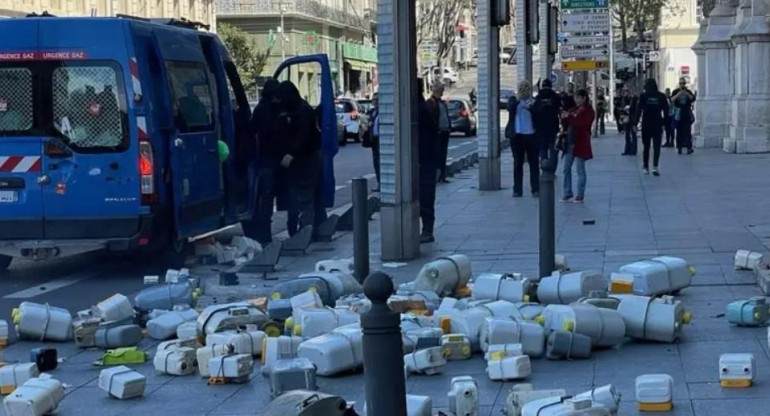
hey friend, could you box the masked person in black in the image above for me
[276,81,323,234]
[532,79,562,168]
[418,79,440,244]
[672,77,696,155]
[619,87,638,156]
[635,78,669,176]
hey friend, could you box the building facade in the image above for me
[657,0,701,92]
[0,0,215,29]
[217,0,377,102]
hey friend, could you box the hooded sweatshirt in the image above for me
[276,81,321,159]
[252,79,284,163]
[635,79,669,132]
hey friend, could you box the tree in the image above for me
[612,0,684,51]
[218,23,270,91]
[417,0,473,73]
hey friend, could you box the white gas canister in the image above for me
[404,347,447,375]
[448,376,479,416]
[735,250,764,271]
[573,385,621,415]
[295,307,360,338]
[208,354,253,383]
[433,308,492,351]
[14,302,72,342]
[513,303,547,321]
[157,338,198,352]
[719,353,755,388]
[616,295,691,343]
[176,321,197,340]
[484,343,524,361]
[635,374,673,412]
[0,320,9,346]
[618,256,695,297]
[575,291,620,310]
[197,343,235,377]
[0,363,39,395]
[196,302,267,337]
[315,258,355,274]
[147,308,199,340]
[479,318,545,357]
[546,331,592,360]
[406,394,432,416]
[402,327,444,354]
[441,334,472,360]
[541,304,626,348]
[413,255,472,297]
[522,397,611,416]
[536,271,606,305]
[262,335,302,366]
[94,294,135,322]
[503,384,567,416]
[3,375,64,416]
[486,354,531,381]
[153,347,197,376]
[472,273,532,303]
[98,366,146,400]
[296,325,363,376]
[206,329,266,356]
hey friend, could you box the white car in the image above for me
[335,99,364,144]
[424,67,459,85]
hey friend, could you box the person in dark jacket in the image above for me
[507,80,539,198]
[596,89,607,135]
[619,87,638,156]
[635,78,669,176]
[418,79,440,244]
[672,77,696,154]
[533,79,562,168]
[561,89,595,203]
[276,81,323,233]
[366,93,380,191]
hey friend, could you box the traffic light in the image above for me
[547,5,558,55]
[492,0,511,26]
[525,0,539,45]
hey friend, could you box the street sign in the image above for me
[551,72,558,84]
[562,60,609,71]
[562,35,609,47]
[560,0,609,10]
[562,12,610,33]
[638,41,654,51]
[648,51,661,62]
[560,48,609,59]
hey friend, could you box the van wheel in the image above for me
[0,255,11,274]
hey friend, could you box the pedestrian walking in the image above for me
[532,78,562,168]
[469,87,477,108]
[635,78,669,176]
[363,92,380,191]
[506,80,540,198]
[429,82,452,183]
[613,89,624,134]
[672,78,696,154]
[619,87,638,156]
[663,88,675,147]
[560,89,595,203]
[418,80,440,244]
[596,89,607,135]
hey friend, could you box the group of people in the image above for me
[505,79,596,203]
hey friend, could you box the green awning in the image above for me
[345,58,375,71]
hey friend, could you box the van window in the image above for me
[166,62,215,133]
[52,65,125,149]
[0,67,33,133]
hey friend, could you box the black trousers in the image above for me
[641,127,663,169]
[371,135,380,185]
[288,152,322,232]
[677,121,693,150]
[664,121,674,145]
[419,163,437,234]
[511,133,540,195]
[438,131,450,181]
[597,110,606,134]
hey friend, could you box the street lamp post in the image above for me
[280,1,286,61]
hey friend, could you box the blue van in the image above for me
[0,16,338,272]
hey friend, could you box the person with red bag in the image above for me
[560,89,595,203]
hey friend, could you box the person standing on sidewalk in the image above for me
[595,88,607,135]
[561,89,595,203]
[363,92,380,191]
[663,88,675,148]
[418,80,440,244]
[532,79,562,168]
[507,80,539,198]
[619,87,638,156]
[672,78,696,155]
[635,78,669,176]
[428,82,452,183]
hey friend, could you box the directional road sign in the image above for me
[562,60,609,71]
[562,12,610,33]
[648,51,661,62]
[560,0,609,10]
[638,41,655,52]
[562,35,610,47]
[560,48,609,59]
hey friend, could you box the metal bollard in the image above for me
[361,271,407,416]
[352,177,370,284]
[539,158,556,279]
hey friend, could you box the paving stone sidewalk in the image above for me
[2,132,770,416]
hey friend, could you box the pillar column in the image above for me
[691,22,707,139]
[477,0,502,190]
[537,0,551,84]
[699,0,739,149]
[725,0,753,152]
[516,0,533,86]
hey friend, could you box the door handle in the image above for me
[174,138,185,149]
[37,175,51,185]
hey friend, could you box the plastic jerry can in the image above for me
[153,347,197,376]
[472,273,532,303]
[2,375,64,416]
[608,273,634,294]
[719,353,755,388]
[726,297,770,326]
[618,257,695,297]
[735,250,764,271]
[503,384,567,416]
[315,259,354,274]
[513,303,547,321]
[635,374,673,411]
[404,347,447,375]
[133,282,193,312]
[413,255,472,297]
[157,338,198,352]
[403,327,444,354]
[541,304,626,348]
[262,335,303,366]
[478,318,545,357]
[29,348,57,372]
[0,320,9,346]
[574,385,621,415]
[0,363,39,395]
[94,294,135,322]
[405,394,432,416]
[536,271,606,305]
[176,321,197,340]
[207,354,253,383]
[94,324,143,349]
[441,334,472,360]
[98,365,146,400]
[266,358,317,398]
[267,299,293,320]
[576,291,620,310]
[484,343,523,361]
[95,347,147,366]
[147,308,199,340]
[522,397,610,416]
[73,317,102,348]
[196,302,267,336]
[272,279,334,307]
[447,376,479,416]
[296,326,363,376]
[295,308,360,338]
[197,343,234,377]
[487,354,531,381]
[546,331,592,360]
[14,302,72,342]
[261,390,348,416]
[289,292,324,322]
[616,295,691,343]
[206,329,266,356]
[298,272,358,304]
[433,309,490,351]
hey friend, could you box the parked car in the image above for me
[336,118,346,146]
[356,99,374,115]
[422,67,459,85]
[500,89,515,109]
[447,99,477,137]
[335,99,366,143]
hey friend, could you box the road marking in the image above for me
[449,145,460,150]
[363,173,377,180]
[4,275,93,299]
[335,185,347,191]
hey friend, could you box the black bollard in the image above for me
[539,158,556,279]
[352,177,370,284]
[361,271,407,416]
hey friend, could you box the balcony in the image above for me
[217,0,372,30]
